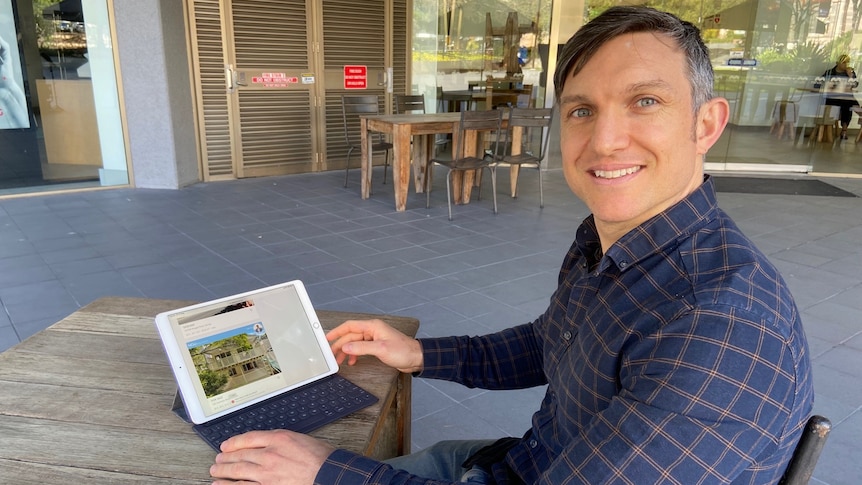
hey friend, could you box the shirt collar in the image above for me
[576,175,719,273]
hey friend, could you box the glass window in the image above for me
[580,0,862,176]
[0,0,128,195]
[411,0,553,113]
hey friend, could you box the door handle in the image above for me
[225,65,247,92]
[234,70,247,87]
[225,64,235,92]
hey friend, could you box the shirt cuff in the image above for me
[415,336,462,380]
[317,449,385,484]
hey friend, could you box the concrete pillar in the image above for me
[113,0,199,189]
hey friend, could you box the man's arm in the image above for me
[328,319,547,390]
[531,308,808,484]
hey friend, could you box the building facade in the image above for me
[1,0,861,198]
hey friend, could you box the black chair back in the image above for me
[506,107,553,159]
[341,95,382,147]
[454,109,504,161]
[394,94,426,114]
[778,415,831,485]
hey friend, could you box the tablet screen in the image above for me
[158,282,335,421]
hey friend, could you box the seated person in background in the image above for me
[208,7,814,485]
[823,53,859,139]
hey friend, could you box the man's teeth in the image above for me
[593,167,640,179]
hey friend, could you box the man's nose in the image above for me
[590,110,629,155]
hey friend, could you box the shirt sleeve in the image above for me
[417,322,547,390]
[535,307,804,484]
[316,449,457,485]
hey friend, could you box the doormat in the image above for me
[712,177,858,197]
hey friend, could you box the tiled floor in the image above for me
[1,168,860,484]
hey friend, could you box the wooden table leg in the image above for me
[392,124,411,211]
[360,118,371,199]
[413,135,429,194]
[454,129,478,204]
[396,373,412,456]
[509,125,523,197]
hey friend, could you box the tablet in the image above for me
[154,280,339,424]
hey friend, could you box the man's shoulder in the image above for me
[675,212,798,327]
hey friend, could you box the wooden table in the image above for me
[0,297,419,484]
[361,112,524,212]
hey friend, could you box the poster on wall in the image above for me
[0,0,30,129]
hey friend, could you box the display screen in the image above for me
[166,284,331,418]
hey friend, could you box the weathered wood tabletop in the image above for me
[0,297,419,484]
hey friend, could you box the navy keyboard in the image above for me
[193,374,378,451]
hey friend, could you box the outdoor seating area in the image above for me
[0,170,860,484]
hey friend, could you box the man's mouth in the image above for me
[593,166,640,179]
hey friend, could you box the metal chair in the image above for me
[394,94,426,114]
[499,107,554,208]
[778,414,831,485]
[341,95,392,187]
[426,109,504,220]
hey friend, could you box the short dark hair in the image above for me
[553,6,714,113]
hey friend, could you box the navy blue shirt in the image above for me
[318,176,814,484]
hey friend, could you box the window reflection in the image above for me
[0,0,127,195]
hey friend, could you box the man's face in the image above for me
[558,32,725,247]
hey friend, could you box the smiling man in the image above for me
[210,7,813,485]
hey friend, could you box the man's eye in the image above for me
[637,97,657,107]
[572,108,591,118]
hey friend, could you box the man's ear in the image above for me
[696,97,730,155]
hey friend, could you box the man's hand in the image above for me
[327,319,423,374]
[210,430,334,485]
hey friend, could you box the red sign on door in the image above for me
[344,65,368,89]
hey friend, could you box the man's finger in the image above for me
[219,429,291,452]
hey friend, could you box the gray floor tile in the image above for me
[61,270,144,305]
[461,386,547,437]
[410,403,505,451]
[1,170,861,482]
[39,246,102,264]
[0,280,78,324]
[0,324,20,353]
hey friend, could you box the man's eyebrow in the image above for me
[558,94,590,105]
[626,79,675,94]
[559,79,677,105]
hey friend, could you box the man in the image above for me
[210,7,813,484]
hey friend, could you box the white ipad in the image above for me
[154,280,339,424]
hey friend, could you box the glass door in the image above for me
[570,0,862,176]
[0,0,128,195]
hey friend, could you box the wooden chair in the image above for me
[770,100,798,141]
[771,100,797,140]
[426,109,504,220]
[778,414,831,485]
[341,95,392,188]
[809,105,839,145]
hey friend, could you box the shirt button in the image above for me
[619,261,628,268]
[529,439,538,448]
[563,331,572,340]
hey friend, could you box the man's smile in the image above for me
[593,166,641,179]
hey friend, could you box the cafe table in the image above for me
[361,112,524,212]
[0,297,418,484]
